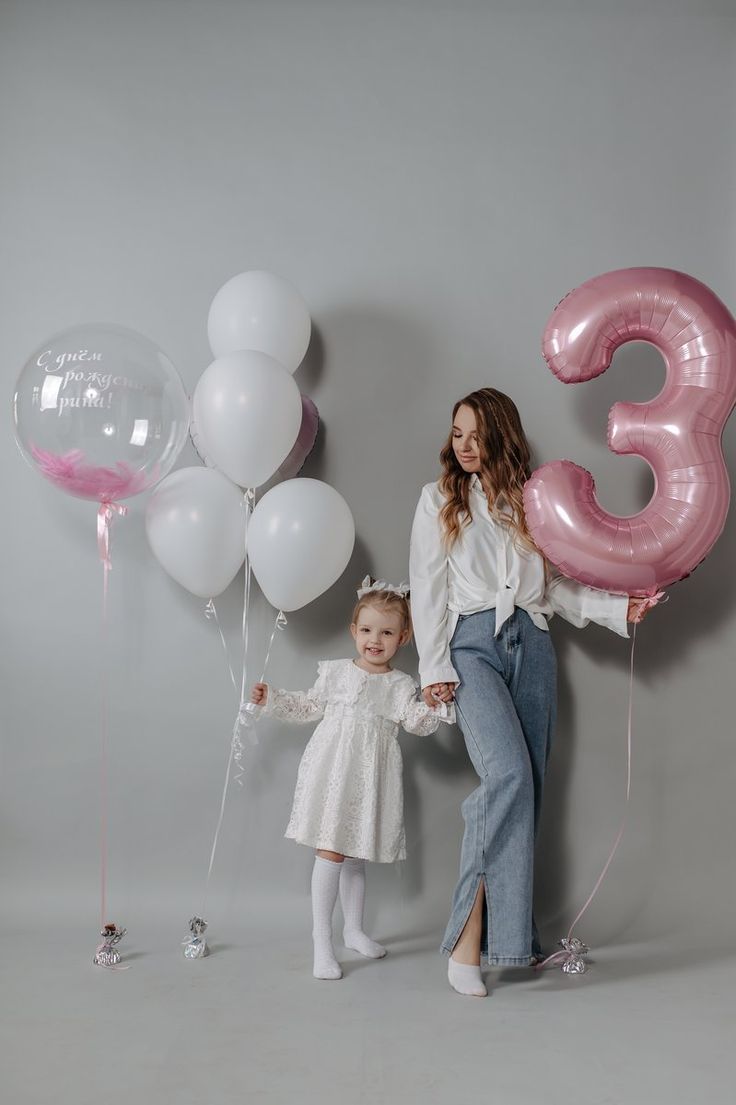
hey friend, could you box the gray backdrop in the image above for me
[2,0,735,1029]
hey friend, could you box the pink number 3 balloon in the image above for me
[524,268,736,595]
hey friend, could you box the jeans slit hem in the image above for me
[444,874,485,957]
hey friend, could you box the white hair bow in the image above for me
[356,575,410,599]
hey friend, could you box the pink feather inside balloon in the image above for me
[30,445,153,501]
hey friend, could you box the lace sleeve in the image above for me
[399,684,456,736]
[261,662,328,724]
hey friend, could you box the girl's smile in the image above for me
[350,607,408,672]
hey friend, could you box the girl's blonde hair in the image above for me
[439,387,536,551]
[351,582,413,643]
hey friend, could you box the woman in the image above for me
[409,388,651,997]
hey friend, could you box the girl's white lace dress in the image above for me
[262,658,455,862]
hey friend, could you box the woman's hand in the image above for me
[627,595,663,623]
[251,682,268,705]
[422,682,457,707]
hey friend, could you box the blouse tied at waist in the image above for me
[410,479,629,690]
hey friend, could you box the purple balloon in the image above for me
[278,395,319,480]
[524,268,736,595]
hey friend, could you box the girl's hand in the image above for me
[422,682,457,707]
[251,682,268,705]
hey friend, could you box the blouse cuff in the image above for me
[418,664,461,691]
[584,591,630,638]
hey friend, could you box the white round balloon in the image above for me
[145,467,246,598]
[192,350,302,489]
[207,270,311,373]
[248,479,355,612]
[190,394,319,482]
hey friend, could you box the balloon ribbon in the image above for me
[95,500,127,964]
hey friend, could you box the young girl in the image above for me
[251,577,455,981]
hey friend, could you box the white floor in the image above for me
[3,914,734,1105]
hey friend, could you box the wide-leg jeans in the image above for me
[441,607,557,965]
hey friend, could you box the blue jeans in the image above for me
[441,608,557,966]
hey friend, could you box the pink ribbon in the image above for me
[96,499,127,940]
[97,501,128,571]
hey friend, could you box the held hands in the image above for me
[422,682,457,708]
[420,595,660,707]
[251,682,268,706]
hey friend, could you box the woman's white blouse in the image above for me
[409,478,630,689]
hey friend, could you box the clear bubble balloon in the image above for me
[13,323,190,502]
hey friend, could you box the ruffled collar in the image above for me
[349,659,404,680]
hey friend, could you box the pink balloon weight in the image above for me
[13,324,190,502]
[524,268,736,595]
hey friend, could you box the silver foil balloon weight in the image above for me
[559,936,589,974]
[183,916,209,959]
[94,923,127,968]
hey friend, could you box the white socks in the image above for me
[448,954,487,997]
[340,858,386,959]
[311,856,343,980]
[310,856,387,979]
[312,856,486,993]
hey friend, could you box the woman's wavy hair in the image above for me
[439,388,536,551]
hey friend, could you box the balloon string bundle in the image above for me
[537,595,664,974]
[238,608,289,735]
[197,605,287,913]
[204,600,239,693]
[232,489,256,783]
[93,501,128,968]
[189,491,288,954]
[198,489,255,929]
[259,610,289,684]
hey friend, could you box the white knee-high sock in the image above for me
[340,857,386,959]
[311,856,342,980]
